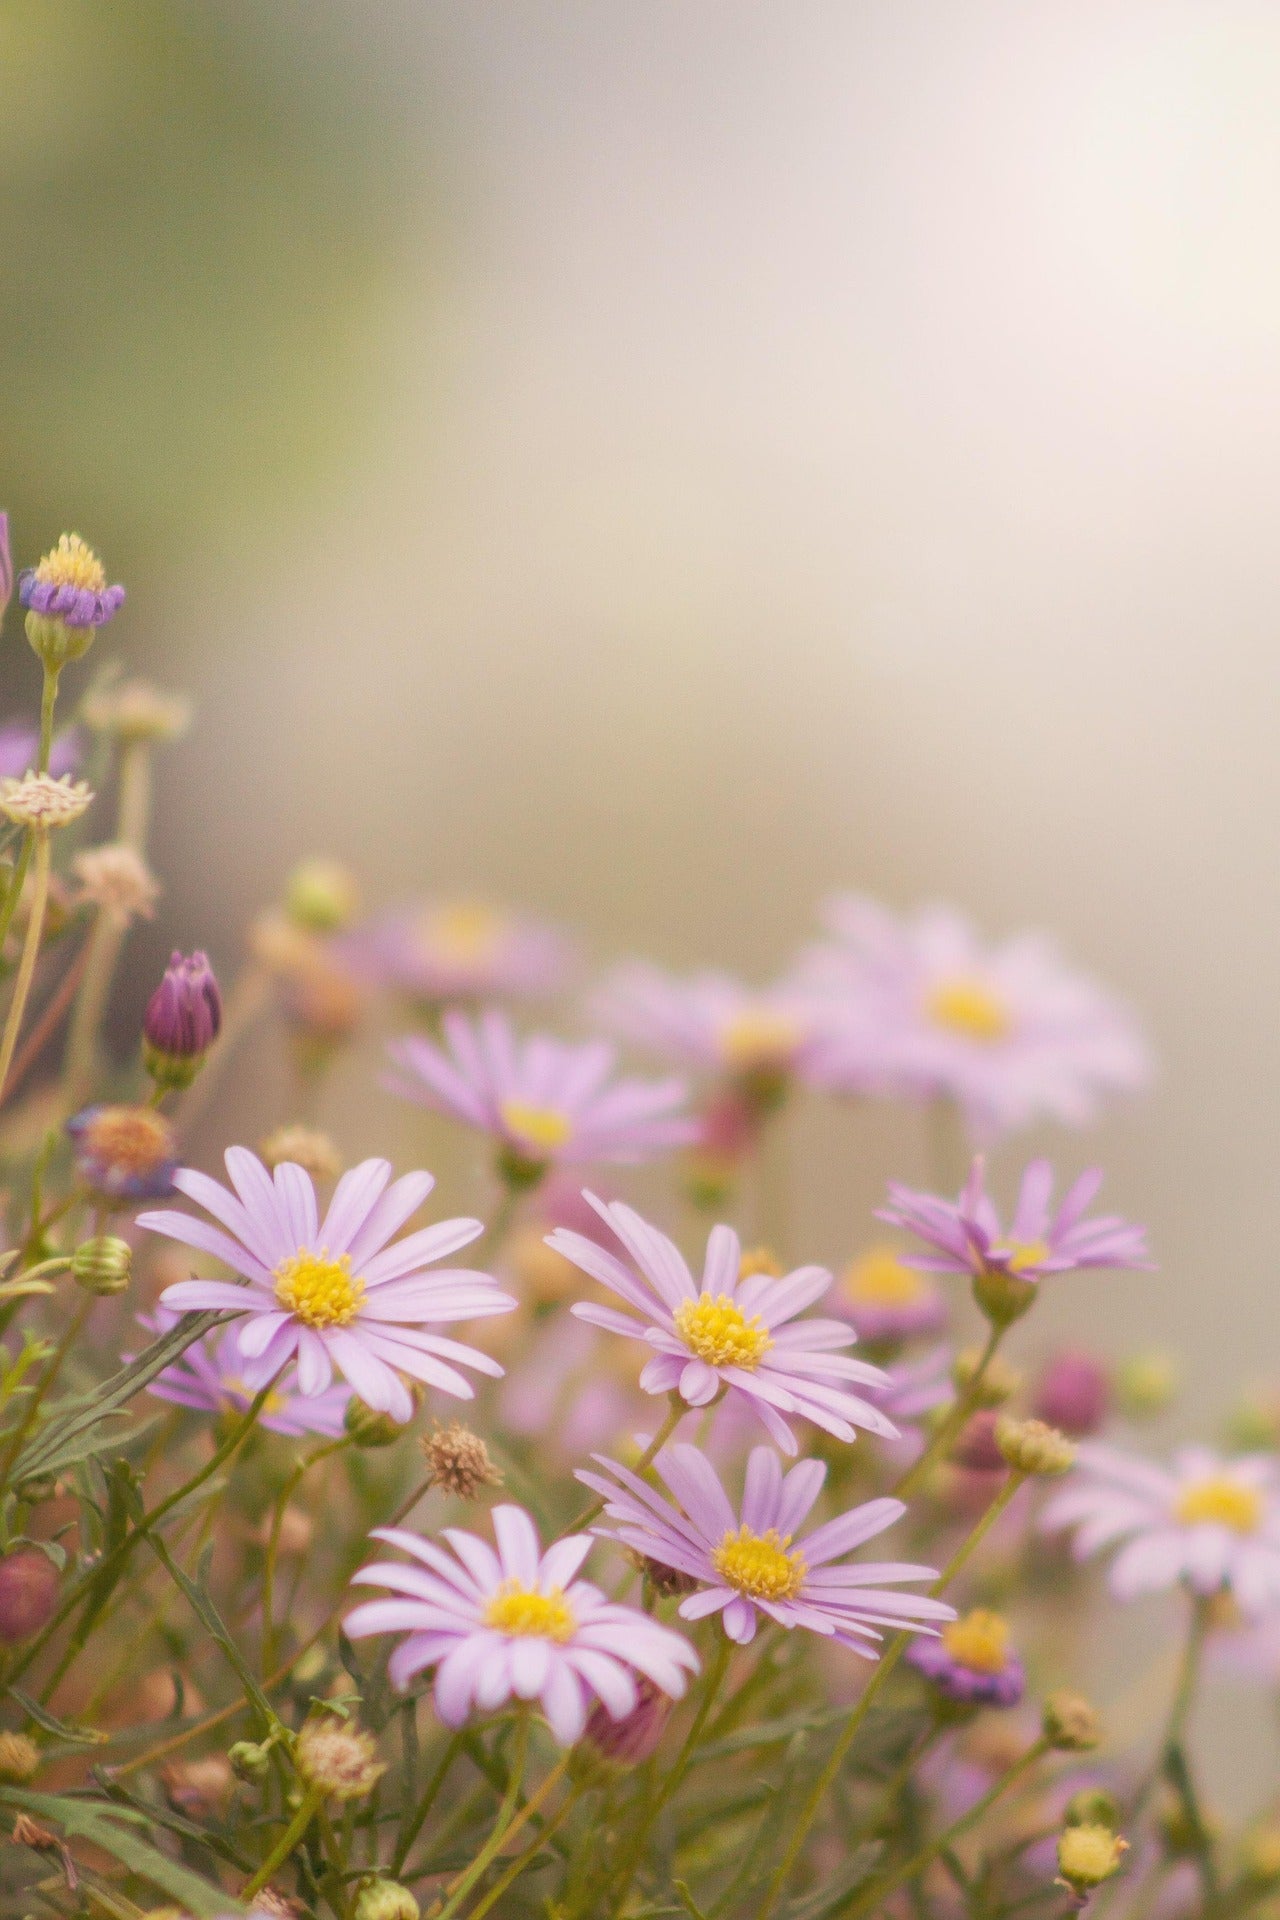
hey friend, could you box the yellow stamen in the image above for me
[845,1243,926,1307]
[942,1609,1011,1675]
[484,1580,576,1642]
[712,1525,807,1601]
[426,902,506,962]
[225,1378,286,1418]
[719,1009,800,1071]
[674,1292,773,1369]
[926,976,1009,1041]
[33,532,107,594]
[1002,1239,1050,1274]
[273,1248,365,1329]
[499,1099,573,1154]
[1174,1476,1263,1534]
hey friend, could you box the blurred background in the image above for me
[3,0,1279,1430]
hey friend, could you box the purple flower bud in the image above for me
[584,1676,672,1767]
[143,950,222,1089]
[0,514,11,625]
[1034,1350,1111,1438]
[950,1409,1006,1472]
[0,1548,59,1644]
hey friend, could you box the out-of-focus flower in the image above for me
[0,1732,40,1782]
[67,1105,177,1201]
[20,533,124,628]
[995,1416,1076,1477]
[259,1125,343,1183]
[285,858,359,934]
[1043,1691,1102,1751]
[0,717,80,780]
[1041,1445,1280,1611]
[71,843,160,926]
[799,895,1151,1141]
[879,1345,953,1428]
[142,949,222,1088]
[140,1149,516,1424]
[295,1717,385,1801]
[0,1549,59,1643]
[837,1243,948,1346]
[249,909,363,1043]
[0,772,92,832]
[1057,1823,1128,1899]
[345,1504,698,1744]
[342,899,571,1004]
[581,1442,953,1652]
[81,676,191,742]
[553,1197,897,1454]
[881,1158,1151,1325]
[1034,1351,1111,1438]
[1115,1352,1179,1419]
[907,1608,1026,1708]
[952,1410,1007,1472]
[139,1310,351,1437]
[387,1011,695,1187]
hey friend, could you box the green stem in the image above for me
[0,829,52,1107]
[38,663,60,774]
[894,1322,1003,1501]
[461,1773,589,1920]
[242,1785,323,1900]
[1129,1591,1211,1822]
[0,1290,92,1491]
[433,1718,565,1920]
[261,1437,348,1675]
[562,1394,685,1537]
[392,1729,463,1875]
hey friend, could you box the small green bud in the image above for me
[71,1235,132,1296]
[1065,1788,1121,1830]
[1116,1351,1178,1417]
[1043,1690,1101,1752]
[228,1739,273,1782]
[285,859,359,934]
[354,1877,419,1920]
[344,1396,411,1448]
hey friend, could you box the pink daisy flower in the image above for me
[549,1196,898,1454]
[578,1442,954,1652]
[880,1157,1151,1288]
[341,899,571,1004]
[344,1504,698,1745]
[138,1149,516,1424]
[800,895,1151,1141]
[592,962,827,1097]
[138,1309,351,1437]
[1040,1444,1280,1612]
[386,1010,695,1184]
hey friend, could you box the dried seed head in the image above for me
[0,772,93,831]
[260,1125,343,1183]
[994,1415,1076,1477]
[72,843,160,925]
[82,677,192,742]
[421,1421,503,1499]
[0,1732,40,1781]
[294,1717,385,1801]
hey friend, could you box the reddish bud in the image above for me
[0,1548,59,1643]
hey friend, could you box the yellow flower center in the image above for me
[499,1099,573,1154]
[673,1292,774,1369]
[719,1009,801,1070]
[483,1580,576,1642]
[1001,1239,1051,1274]
[1174,1476,1263,1534]
[273,1249,365,1328]
[426,902,505,962]
[926,976,1009,1041]
[942,1609,1011,1674]
[712,1525,807,1601]
[845,1243,926,1307]
[33,532,107,594]
[225,1378,286,1417]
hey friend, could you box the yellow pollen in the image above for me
[426,902,506,962]
[712,1526,807,1601]
[499,1100,573,1154]
[926,976,1009,1042]
[719,1009,801,1070]
[1175,1476,1263,1534]
[942,1609,1011,1674]
[273,1248,365,1329]
[33,532,107,594]
[845,1243,926,1307]
[1002,1240,1050,1274]
[674,1292,774,1369]
[483,1581,576,1642]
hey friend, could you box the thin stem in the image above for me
[0,829,53,1107]
[38,664,60,774]
[4,933,93,1100]
[261,1438,349,1675]
[893,1322,1002,1501]
[242,1786,323,1900]
[562,1394,685,1536]
[392,1729,463,1875]
[432,1717,553,1920]
[1129,1590,1210,1822]
[0,1291,92,1491]
[461,1773,589,1920]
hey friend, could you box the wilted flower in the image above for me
[907,1608,1026,1708]
[143,949,222,1088]
[141,1149,516,1424]
[553,1196,898,1453]
[345,1504,698,1744]
[579,1442,955,1651]
[343,899,571,1004]
[67,1104,177,1201]
[140,1310,351,1437]
[295,1717,385,1801]
[72,843,160,925]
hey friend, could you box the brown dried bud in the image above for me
[421,1421,502,1500]
[995,1415,1076,1477]
[1043,1690,1102,1752]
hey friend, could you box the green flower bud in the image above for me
[228,1739,273,1782]
[345,1396,411,1448]
[354,1877,419,1920]
[72,1234,132,1296]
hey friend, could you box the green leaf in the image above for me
[7,1686,107,1745]
[784,1844,883,1920]
[0,1785,237,1915]
[145,1534,276,1729]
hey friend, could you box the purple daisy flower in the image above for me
[592,963,827,1095]
[880,1157,1152,1288]
[799,895,1151,1142]
[344,1504,698,1745]
[341,899,572,1005]
[138,1310,351,1437]
[906,1608,1026,1708]
[386,1010,696,1184]
[19,533,125,628]
[879,1345,954,1428]
[550,1196,898,1454]
[67,1105,178,1202]
[578,1442,954,1652]
[138,1149,517,1425]
[1040,1444,1280,1613]
[0,718,80,780]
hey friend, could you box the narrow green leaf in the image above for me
[0,1786,237,1916]
[7,1685,107,1745]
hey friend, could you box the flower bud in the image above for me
[0,1548,59,1642]
[950,1411,1005,1472]
[952,1348,1022,1407]
[584,1676,673,1766]
[1034,1351,1110,1438]
[295,1717,385,1801]
[0,1731,40,1782]
[345,1397,412,1449]
[67,1105,176,1202]
[994,1416,1076,1478]
[286,859,359,934]
[353,1877,419,1920]
[1056,1824,1128,1898]
[1043,1690,1101,1752]
[972,1263,1038,1328]
[72,1234,132,1296]
[1065,1788,1121,1830]
[1116,1351,1178,1418]
[229,1739,274,1782]
[421,1421,502,1499]
[143,950,222,1090]
[20,534,124,668]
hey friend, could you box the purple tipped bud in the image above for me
[0,1548,59,1644]
[0,514,11,625]
[143,950,222,1089]
[584,1677,673,1767]
[1033,1350,1111,1438]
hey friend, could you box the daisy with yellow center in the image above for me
[33,534,107,595]
[941,1609,1011,1674]
[484,1581,577,1642]
[1174,1477,1263,1535]
[711,1526,807,1601]
[673,1293,774,1370]
[908,1606,1026,1705]
[273,1249,366,1329]
[719,1007,802,1072]
[425,901,507,964]
[926,976,1010,1042]
[841,1243,946,1343]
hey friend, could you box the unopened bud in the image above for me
[1065,1789,1121,1831]
[0,1732,40,1782]
[953,1348,1022,1407]
[972,1263,1039,1328]
[72,1234,132,1295]
[295,1717,385,1801]
[0,1548,59,1642]
[1034,1351,1110,1438]
[285,859,359,935]
[1043,1690,1101,1752]
[1056,1824,1128,1898]
[627,1549,700,1599]
[1116,1351,1178,1418]
[995,1416,1076,1478]
[143,950,222,1089]
[950,1410,1005,1472]
[584,1676,673,1766]
[421,1421,502,1499]
[345,1397,412,1449]
[353,1877,419,1920]
[229,1739,273,1783]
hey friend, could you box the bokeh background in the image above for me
[4,0,1279,1442]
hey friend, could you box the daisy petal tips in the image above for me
[138,1148,517,1425]
[551,1195,899,1455]
[344,1504,698,1745]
